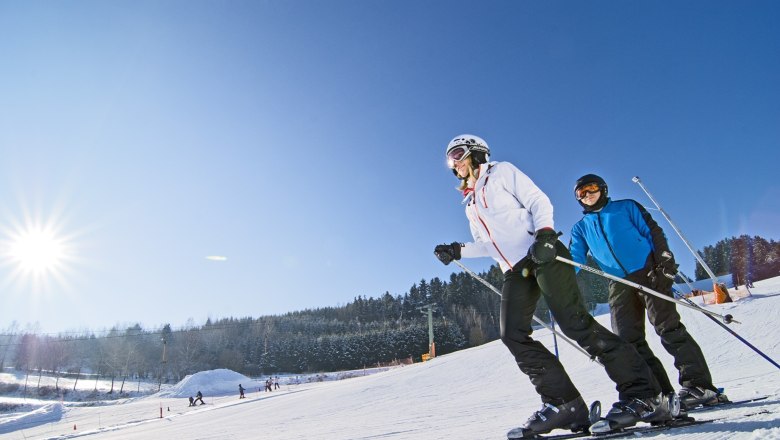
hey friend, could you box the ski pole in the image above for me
[631,176,722,283]
[680,271,780,368]
[548,310,559,359]
[676,270,697,295]
[557,256,780,371]
[451,260,600,364]
[670,276,778,370]
[675,285,780,370]
[555,256,737,324]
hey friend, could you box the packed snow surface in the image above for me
[1,278,779,439]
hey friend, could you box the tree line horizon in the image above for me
[1,234,777,396]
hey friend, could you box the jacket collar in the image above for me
[583,196,611,214]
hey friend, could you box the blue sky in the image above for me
[1,1,778,334]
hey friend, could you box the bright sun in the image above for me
[1,213,77,294]
[9,226,66,275]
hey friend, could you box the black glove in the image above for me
[648,250,678,292]
[434,242,462,265]
[529,229,561,264]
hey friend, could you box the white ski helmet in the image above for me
[445,134,490,168]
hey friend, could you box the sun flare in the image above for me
[9,226,66,275]
[1,210,79,295]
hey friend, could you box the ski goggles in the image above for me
[446,145,471,168]
[575,183,601,200]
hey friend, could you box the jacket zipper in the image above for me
[471,195,513,270]
[480,175,490,208]
[596,213,629,276]
[469,164,513,270]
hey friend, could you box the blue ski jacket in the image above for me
[569,198,669,277]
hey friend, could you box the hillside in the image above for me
[2,277,780,439]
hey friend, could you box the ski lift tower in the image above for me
[418,303,436,359]
[158,336,167,392]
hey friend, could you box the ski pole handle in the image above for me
[555,256,738,324]
[452,260,601,364]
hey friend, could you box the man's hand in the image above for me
[648,250,678,292]
[529,228,561,264]
[434,242,462,265]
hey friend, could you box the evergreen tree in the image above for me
[697,235,780,282]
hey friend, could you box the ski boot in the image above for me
[678,386,723,410]
[589,393,673,434]
[506,396,591,439]
[651,392,689,426]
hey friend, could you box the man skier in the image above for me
[569,173,725,410]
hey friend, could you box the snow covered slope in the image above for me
[4,278,780,439]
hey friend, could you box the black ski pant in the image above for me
[609,269,716,394]
[500,242,660,406]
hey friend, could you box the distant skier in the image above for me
[239,384,245,399]
[193,390,204,405]
[274,377,280,390]
[188,396,195,407]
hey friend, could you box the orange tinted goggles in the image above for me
[575,183,601,200]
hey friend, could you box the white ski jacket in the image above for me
[459,161,555,272]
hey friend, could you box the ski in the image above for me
[510,431,588,440]
[686,395,769,413]
[590,418,713,439]
[510,418,714,440]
